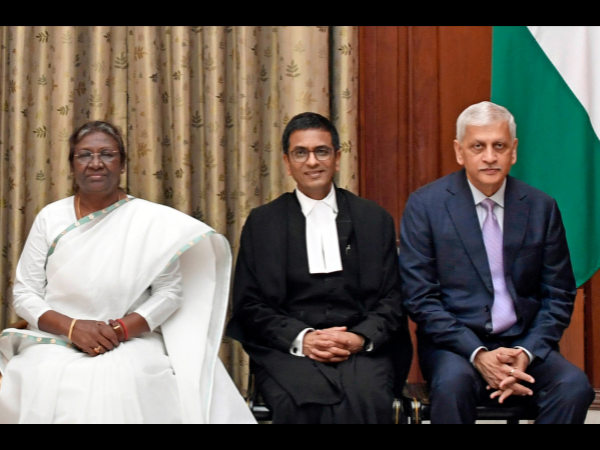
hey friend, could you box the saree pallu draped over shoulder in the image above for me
[0,197,255,424]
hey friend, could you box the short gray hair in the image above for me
[456,101,516,142]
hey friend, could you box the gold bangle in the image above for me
[68,319,78,342]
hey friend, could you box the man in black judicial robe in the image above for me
[226,112,411,424]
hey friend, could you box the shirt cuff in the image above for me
[470,346,488,365]
[359,336,373,352]
[290,328,315,357]
[514,346,535,365]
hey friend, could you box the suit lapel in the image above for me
[503,176,530,289]
[341,188,379,295]
[446,171,494,294]
[336,189,353,253]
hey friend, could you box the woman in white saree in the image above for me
[0,121,255,424]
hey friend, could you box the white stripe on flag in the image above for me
[528,26,600,139]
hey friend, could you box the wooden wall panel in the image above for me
[407,27,440,194]
[359,25,590,386]
[360,26,493,228]
[359,26,408,225]
[585,271,600,386]
[438,26,493,175]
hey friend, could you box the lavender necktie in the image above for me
[481,198,517,334]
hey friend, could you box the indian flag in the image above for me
[492,26,600,287]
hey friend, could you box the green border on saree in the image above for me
[3,200,220,353]
[43,195,217,271]
[0,331,72,349]
[45,197,136,265]
[166,230,216,268]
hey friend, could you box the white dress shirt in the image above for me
[295,185,343,274]
[466,179,534,366]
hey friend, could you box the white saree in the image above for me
[0,196,255,424]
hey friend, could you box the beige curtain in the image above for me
[0,26,358,391]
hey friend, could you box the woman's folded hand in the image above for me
[71,320,121,357]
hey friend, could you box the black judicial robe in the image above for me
[226,187,412,407]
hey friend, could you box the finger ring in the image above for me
[93,346,102,354]
[113,325,121,330]
[509,368,515,376]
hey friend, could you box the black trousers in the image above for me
[254,352,395,424]
[420,345,595,424]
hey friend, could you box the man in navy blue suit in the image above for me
[399,101,595,424]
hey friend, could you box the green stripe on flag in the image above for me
[492,26,600,287]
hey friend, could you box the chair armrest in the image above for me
[7,320,28,330]
[1,321,29,390]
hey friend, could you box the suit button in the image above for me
[328,288,335,294]
[484,305,490,313]
[327,304,333,310]
[377,325,384,331]
[281,323,287,328]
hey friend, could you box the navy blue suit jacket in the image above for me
[399,169,576,362]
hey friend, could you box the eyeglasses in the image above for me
[290,147,334,163]
[73,151,119,165]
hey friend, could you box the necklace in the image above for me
[76,191,122,220]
